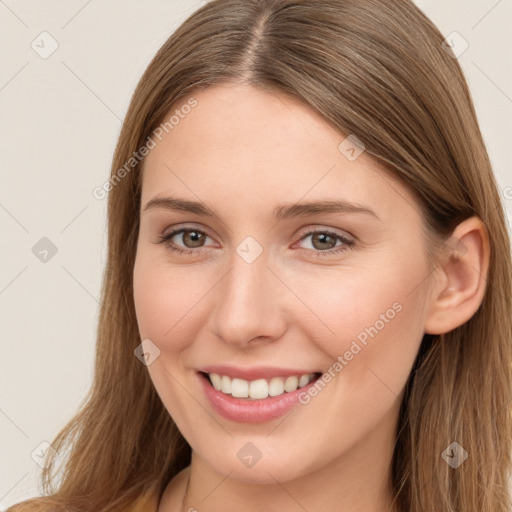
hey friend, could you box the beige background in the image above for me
[1,0,511,508]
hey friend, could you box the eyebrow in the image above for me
[142,196,380,221]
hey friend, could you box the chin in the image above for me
[197,444,320,485]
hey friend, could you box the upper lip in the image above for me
[198,365,321,381]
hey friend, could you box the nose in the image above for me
[211,248,288,348]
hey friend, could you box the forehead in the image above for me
[140,83,418,223]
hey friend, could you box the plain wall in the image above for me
[1,0,511,508]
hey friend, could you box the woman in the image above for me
[8,0,512,511]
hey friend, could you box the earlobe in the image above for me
[424,217,490,335]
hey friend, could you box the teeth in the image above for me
[210,373,222,391]
[231,378,249,398]
[284,376,299,392]
[221,375,231,394]
[298,374,310,388]
[268,377,284,397]
[207,372,316,400]
[249,379,268,399]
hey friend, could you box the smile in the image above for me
[197,367,323,423]
[205,372,320,400]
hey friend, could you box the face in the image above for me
[133,83,434,484]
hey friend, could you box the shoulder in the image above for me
[5,497,68,512]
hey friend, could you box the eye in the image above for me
[157,225,215,255]
[296,229,355,257]
[156,225,355,258]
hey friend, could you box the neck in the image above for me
[176,407,399,512]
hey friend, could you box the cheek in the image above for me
[133,260,173,343]
[281,259,427,460]
[133,250,209,432]
[292,252,428,387]
[133,248,207,348]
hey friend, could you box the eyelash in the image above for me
[156,225,355,258]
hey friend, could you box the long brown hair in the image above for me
[9,1,512,510]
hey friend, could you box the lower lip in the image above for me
[198,372,319,424]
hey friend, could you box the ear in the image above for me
[424,216,490,335]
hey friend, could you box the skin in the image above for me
[132,83,490,512]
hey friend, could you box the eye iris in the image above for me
[312,232,336,250]
[183,230,205,248]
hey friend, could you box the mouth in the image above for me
[198,370,323,400]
